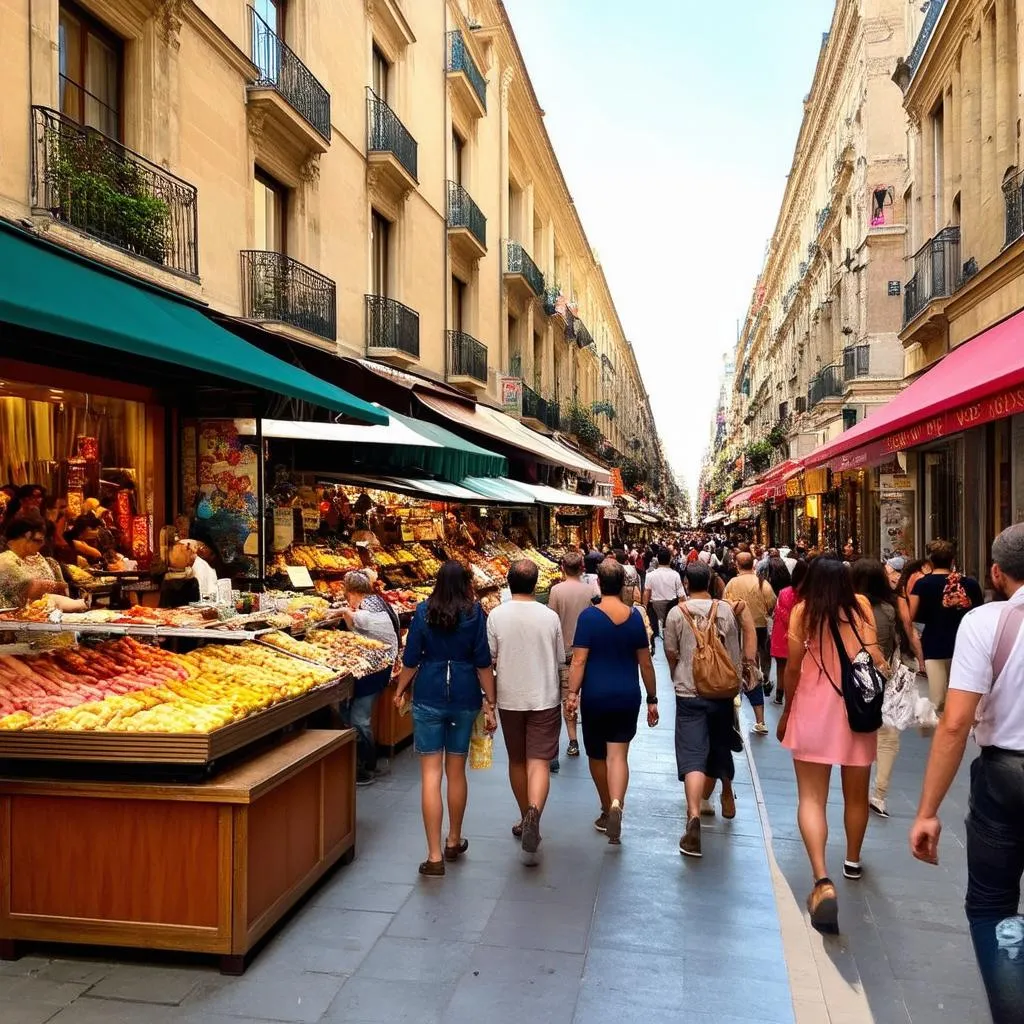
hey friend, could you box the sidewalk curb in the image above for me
[742,728,875,1024]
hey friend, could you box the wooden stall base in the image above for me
[372,679,414,756]
[0,730,356,973]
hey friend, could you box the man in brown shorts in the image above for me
[487,559,565,865]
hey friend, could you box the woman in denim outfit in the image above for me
[394,561,497,876]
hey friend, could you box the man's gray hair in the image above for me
[993,523,1024,582]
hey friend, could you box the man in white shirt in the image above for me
[643,548,683,648]
[487,559,564,865]
[910,523,1024,1022]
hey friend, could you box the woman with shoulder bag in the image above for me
[777,555,888,934]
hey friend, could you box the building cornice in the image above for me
[183,1,258,80]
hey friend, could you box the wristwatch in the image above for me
[646,694,659,705]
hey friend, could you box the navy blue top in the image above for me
[402,602,491,711]
[912,572,984,660]
[574,605,648,712]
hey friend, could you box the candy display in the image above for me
[261,629,394,678]
[0,637,336,734]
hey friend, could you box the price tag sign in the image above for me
[285,566,315,589]
[272,508,294,552]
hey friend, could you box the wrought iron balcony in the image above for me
[447,180,486,253]
[807,363,845,409]
[903,226,961,325]
[365,295,420,360]
[521,382,549,425]
[367,88,418,183]
[905,0,947,80]
[504,240,544,297]
[574,319,595,349]
[1005,169,1024,247]
[446,30,487,112]
[448,330,488,385]
[31,105,198,276]
[240,250,336,341]
[843,343,869,380]
[249,6,330,142]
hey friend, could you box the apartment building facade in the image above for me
[0,0,663,479]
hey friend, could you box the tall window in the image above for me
[452,132,464,186]
[372,45,390,101]
[58,1,122,139]
[254,169,286,252]
[371,211,390,296]
[252,0,283,82]
[451,276,466,333]
[254,0,281,34]
[932,102,944,230]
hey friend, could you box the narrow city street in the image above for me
[0,652,987,1024]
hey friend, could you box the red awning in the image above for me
[726,485,757,511]
[805,308,1024,471]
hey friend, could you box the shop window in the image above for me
[58,1,123,140]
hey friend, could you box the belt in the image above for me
[981,745,1024,760]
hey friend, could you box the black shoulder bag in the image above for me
[818,617,885,733]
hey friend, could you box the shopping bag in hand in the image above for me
[468,710,493,769]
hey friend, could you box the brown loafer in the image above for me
[807,878,838,934]
[444,839,469,862]
[418,859,445,877]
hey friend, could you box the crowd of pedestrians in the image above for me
[387,525,1024,1023]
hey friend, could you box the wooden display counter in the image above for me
[0,729,356,974]
[372,679,413,755]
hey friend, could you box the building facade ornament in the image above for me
[246,107,266,140]
[156,0,184,49]
[299,154,321,183]
[500,67,514,107]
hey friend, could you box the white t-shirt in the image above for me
[646,565,684,602]
[949,588,1024,749]
[698,550,721,569]
[193,556,218,602]
[486,599,564,711]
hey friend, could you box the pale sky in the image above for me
[506,0,838,495]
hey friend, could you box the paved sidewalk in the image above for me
[747,683,987,1024]
[0,648,796,1024]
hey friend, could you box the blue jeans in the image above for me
[413,703,478,755]
[349,692,379,770]
[965,750,1024,1023]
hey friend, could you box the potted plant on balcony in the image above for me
[567,402,602,449]
[744,439,773,473]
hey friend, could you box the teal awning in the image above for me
[0,223,386,424]
[460,476,536,504]
[384,411,507,482]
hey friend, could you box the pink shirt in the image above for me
[770,586,798,658]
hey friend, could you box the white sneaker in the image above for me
[753,722,769,735]
[700,798,716,816]
[869,796,889,818]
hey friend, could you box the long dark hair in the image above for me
[426,560,475,631]
[760,557,792,596]
[851,557,911,651]
[790,559,809,593]
[896,558,927,599]
[801,554,868,644]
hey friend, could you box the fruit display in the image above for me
[272,545,363,575]
[261,629,394,678]
[483,543,561,592]
[0,638,336,734]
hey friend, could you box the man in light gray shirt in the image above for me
[487,559,564,864]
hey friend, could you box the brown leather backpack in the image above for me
[679,601,741,700]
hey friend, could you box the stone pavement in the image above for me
[0,647,797,1024]
[747,675,988,1024]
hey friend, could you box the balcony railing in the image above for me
[504,240,545,296]
[367,88,418,182]
[249,6,330,141]
[903,226,961,324]
[447,180,486,248]
[366,295,420,358]
[31,105,199,276]
[446,30,487,111]
[1004,169,1024,247]
[522,382,549,424]
[905,0,947,80]
[240,250,336,341]
[843,343,870,380]
[574,319,595,348]
[448,330,488,384]
[808,363,845,409]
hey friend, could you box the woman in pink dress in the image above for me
[777,556,887,934]
[769,560,808,706]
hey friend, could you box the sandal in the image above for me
[418,859,445,877]
[807,877,838,934]
[444,838,469,862]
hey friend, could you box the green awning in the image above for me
[460,476,536,504]
[0,224,386,424]
[384,411,507,482]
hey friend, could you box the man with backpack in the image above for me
[911,523,1024,1023]
[664,561,744,858]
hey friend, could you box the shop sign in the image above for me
[803,468,829,494]
[785,477,803,499]
[272,507,294,552]
[880,473,914,491]
[500,376,522,413]
[880,489,915,559]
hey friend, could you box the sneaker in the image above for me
[843,860,863,881]
[594,810,609,833]
[869,796,889,818]
[807,878,839,934]
[700,798,716,816]
[356,767,376,786]
[566,740,580,757]
[679,816,702,858]
[606,800,623,844]
[550,758,560,774]
[520,805,542,865]
[753,722,769,735]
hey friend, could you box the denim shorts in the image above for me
[412,703,479,755]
